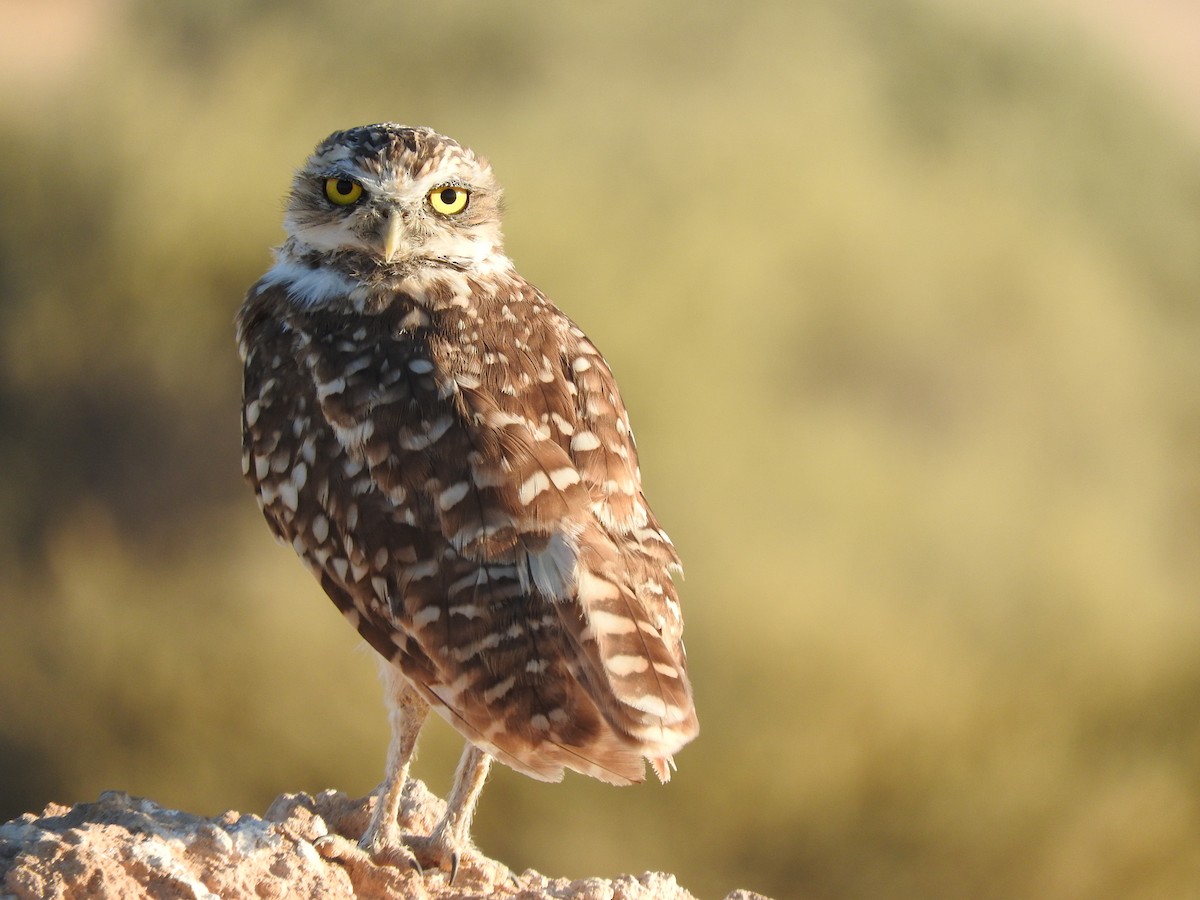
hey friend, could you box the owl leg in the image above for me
[358,662,429,868]
[407,742,495,883]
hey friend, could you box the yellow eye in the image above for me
[324,177,363,206]
[428,185,470,215]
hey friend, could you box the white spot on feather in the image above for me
[607,654,650,676]
[577,568,620,604]
[483,676,516,704]
[278,480,298,512]
[631,694,671,719]
[406,559,440,582]
[589,609,639,635]
[311,515,329,544]
[413,605,442,628]
[399,415,453,451]
[570,431,601,452]
[332,419,374,450]
[518,471,551,505]
[549,467,580,489]
[316,377,346,400]
[439,481,470,510]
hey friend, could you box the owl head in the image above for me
[282,124,504,271]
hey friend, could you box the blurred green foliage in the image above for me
[2,1,1199,897]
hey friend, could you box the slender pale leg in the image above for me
[359,662,429,866]
[416,742,493,880]
[342,662,500,884]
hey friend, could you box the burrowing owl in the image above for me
[236,124,697,878]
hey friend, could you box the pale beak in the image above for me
[382,210,407,262]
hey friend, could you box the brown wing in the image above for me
[413,277,695,765]
[544,313,697,763]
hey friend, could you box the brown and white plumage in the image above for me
[236,124,696,874]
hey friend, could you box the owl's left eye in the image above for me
[428,186,470,215]
[324,177,364,206]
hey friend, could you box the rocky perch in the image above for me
[0,779,770,899]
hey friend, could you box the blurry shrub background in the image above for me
[1,1,1198,897]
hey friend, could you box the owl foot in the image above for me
[313,832,421,897]
[357,817,422,872]
[360,822,491,884]
[315,823,504,889]
[399,821,499,885]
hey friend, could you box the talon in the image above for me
[356,818,423,873]
[448,850,460,885]
[313,833,359,862]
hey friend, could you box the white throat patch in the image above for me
[256,258,359,310]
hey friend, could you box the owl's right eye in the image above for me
[324,177,364,206]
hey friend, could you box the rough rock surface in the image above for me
[0,780,772,900]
